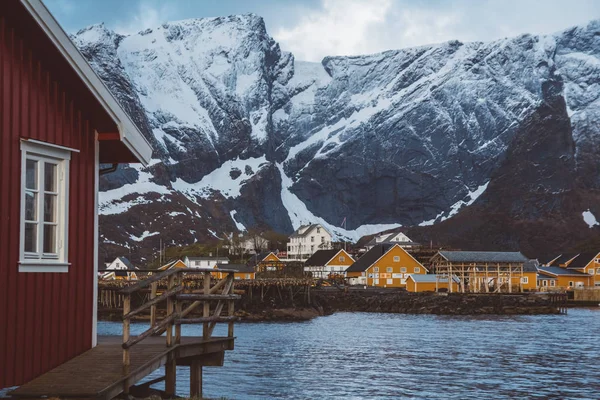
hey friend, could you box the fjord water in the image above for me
[98,309,600,399]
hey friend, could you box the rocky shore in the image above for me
[98,288,562,323]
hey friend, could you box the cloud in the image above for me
[274,0,393,62]
[114,0,177,35]
[273,0,600,62]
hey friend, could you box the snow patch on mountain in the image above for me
[130,231,159,242]
[276,163,400,241]
[419,182,490,226]
[172,156,268,199]
[230,210,247,231]
[582,210,599,228]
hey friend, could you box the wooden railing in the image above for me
[118,269,240,393]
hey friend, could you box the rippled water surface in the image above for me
[98,309,600,399]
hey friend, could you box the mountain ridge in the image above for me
[72,16,600,261]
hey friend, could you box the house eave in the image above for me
[19,0,153,166]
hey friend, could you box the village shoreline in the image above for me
[97,290,566,323]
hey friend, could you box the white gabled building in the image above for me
[184,256,229,269]
[364,232,418,251]
[287,224,333,260]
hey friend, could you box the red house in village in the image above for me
[0,0,152,389]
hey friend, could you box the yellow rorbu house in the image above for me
[345,244,427,288]
[304,249,355,279]
[250,252,284,272]
[537,252,599,288]
[212,263,256,280]
[158,259,188,271]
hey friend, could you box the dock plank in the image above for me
[10,336,234,400]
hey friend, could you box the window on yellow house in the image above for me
[400,267,407,273]
[339,256,345,262]
[550,281,556,287]
[374,267,379,272]
[414,267,421,273]
[393,256,400,262]
[387,279,393,285]
[521,277,528,284]
[589,269,595,275]
[568,281,574,287]
[386,267,392,273]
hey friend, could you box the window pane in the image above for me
[44,163,57,192]
[24,223,37,252]
[25,191,37,221]
[26,159,38,189]
[43,224,56,253]
[44,194,56,222]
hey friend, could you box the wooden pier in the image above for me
[11,269,239,399]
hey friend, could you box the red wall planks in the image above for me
[0,11,96,388]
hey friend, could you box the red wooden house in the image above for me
[0,0,152,389]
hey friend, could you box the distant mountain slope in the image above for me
[72,16,600,260]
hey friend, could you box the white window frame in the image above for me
[19,140,76,273]
[386,267,393,273]
[521,276,528,284]
[589,269,595,275]
[386,278,393,285]
[550,280,556,287]
[597,268,600,274]
[339,256,345,262]
[414,267,421,273]
[374,267,379,272]
[400,267,407,273]
[393,256,400,262]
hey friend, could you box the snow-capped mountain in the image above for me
[72,15,600,259]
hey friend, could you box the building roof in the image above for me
[304,249,340,267]
[117,257,135,270]
[20,0,152,164]
[536,274,557,280]
[438,251,528,263]
[407,274,459,283]
[289,224,329,238]
[523,260,539,273]
[538,266,591,277]
[566,252,600,269]
[539,255,561,265]
[549,253,579,266]
[186,256,230,262]
[346,244,395,273]
[365,232,416,247]
[216,263,254,273]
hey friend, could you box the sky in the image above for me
[44,0,600,62]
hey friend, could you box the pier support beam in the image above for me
[165,358,176,397]
[190,361,203,397]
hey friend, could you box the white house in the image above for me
[287,224,332,260]
[184,256,229,268]
[105,256,136,270]
[364,232,417,251]
[101,257,138,280]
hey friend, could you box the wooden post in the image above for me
[122,294,131,393]
[203,271,211,340]
[190,360,202,397]
[175,273,182,345]
[166,274,175,347]
[228,273,235,338]
[165,357,176,397]
[150,281,158,328]
[508,263,512,293]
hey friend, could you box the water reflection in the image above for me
[97,309,600,399]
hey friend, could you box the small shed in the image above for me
[405,274,459,293]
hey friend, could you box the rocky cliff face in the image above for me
[72,16,600,261]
